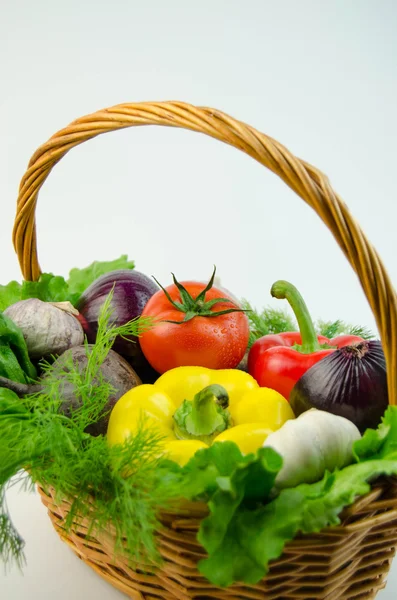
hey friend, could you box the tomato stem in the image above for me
[153,266,247,324]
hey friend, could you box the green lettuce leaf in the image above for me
[0,313,37,382]
[22,274,71,304]
[0,275,70,310]
[196,445,282,585]
[0,282,23,312]
[158,442,283,586]
[216,457,397,587]
[0,256,135,311]
[175,441,283,503]
[67,255,135,299]
[353,405,397,460]
[190,407,397,587]
[0,388,24,415]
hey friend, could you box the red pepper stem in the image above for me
[271,280,320,354]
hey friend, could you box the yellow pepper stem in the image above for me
[173,384,231,444]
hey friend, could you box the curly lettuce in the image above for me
[172,407,397,586]
[0,255,135,311]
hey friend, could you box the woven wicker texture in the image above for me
[12,102,397,598]
[38,480,397,600]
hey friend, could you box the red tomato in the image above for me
[140,280,249,374]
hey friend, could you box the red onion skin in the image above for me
[289,340,388,433]
[76,270,158,361]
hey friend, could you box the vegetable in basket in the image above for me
[107,369,294,462]
[0,312,37,383]
[263,409,361,490]
[50,345,143,436]
[4,299,84,360]
[0,291,151,435]
[139,267,250,373]
[0,345,142,436]
[248,280,363,399]
[154,364,259,407]
[76,269,158,372]
[289,340,388,432]
[0,255,136,312]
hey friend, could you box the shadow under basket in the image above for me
[13,101,397,599]
[37,479,397,600]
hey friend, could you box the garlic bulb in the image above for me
[4,299,84,359]
[263,409,361,490]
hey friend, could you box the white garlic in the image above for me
[4,298,84,359]
[263,409,361,490]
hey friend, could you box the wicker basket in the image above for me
[13,101,397,599]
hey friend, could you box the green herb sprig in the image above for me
[0,295,173,569]
[241,300,297,348]
[242,300,375,347]
[315,319,374,340]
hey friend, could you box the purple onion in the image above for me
[76,270,158,361]
[289,340,388,433]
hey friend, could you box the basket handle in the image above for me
[12,101,397,405]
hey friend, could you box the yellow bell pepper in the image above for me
[214,388,294,455]
[229,387,295,430]
[215,423,275,455]
[154,365,259,407]
[107,366,295,466]
[106,384,177,446]
[162,440,209,464]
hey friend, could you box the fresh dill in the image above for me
[316,319,374,340]
[0,296,174,570]
[241,300,297,347]
[242,300,375,345]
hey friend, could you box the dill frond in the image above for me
[316,319,375,340]
[0,497,26,569]
[243,301,375,346]
[316,319,345,339]
[241,300,297,347]
[0,296,170,570]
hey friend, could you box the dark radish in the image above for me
[0,345,142,436]
[54,346,142,435]
[289,340,388,432]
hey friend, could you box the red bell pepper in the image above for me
[248,280,363,400]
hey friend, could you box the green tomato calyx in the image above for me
[153,266,247,324]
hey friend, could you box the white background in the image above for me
[1,1,396,598]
